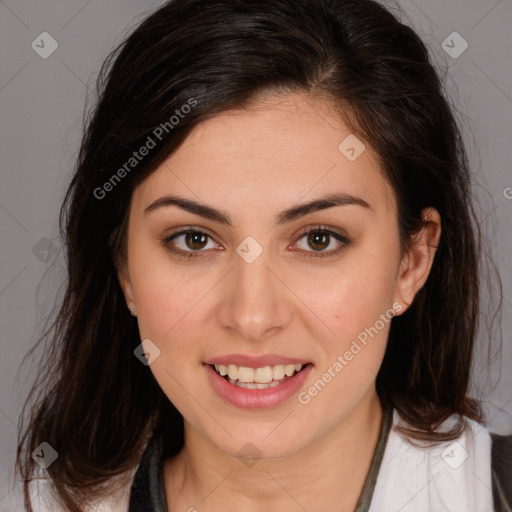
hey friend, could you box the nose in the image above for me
[218,244,293,343]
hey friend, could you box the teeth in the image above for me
[213,363,305,383]
[272,365,285,380]
[238,366,255,383]
[254,366,273,383]
[227,378,281,389]
[227,364,239,381]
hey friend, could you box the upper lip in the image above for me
[204,354,312,368]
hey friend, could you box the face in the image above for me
[118,92,438,460]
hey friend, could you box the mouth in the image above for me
[203,357,314,409]
[208,362,312,389]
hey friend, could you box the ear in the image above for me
[115,256,137,316]
[393,207,441,314]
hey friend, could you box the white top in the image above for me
[370,409,494,512]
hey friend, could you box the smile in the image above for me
[212,363,305,389]
[204,362,314,408]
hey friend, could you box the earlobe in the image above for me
[115,259,137,316]
[393,207,441,314]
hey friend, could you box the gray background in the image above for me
[1,0,511,509]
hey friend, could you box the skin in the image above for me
[117,92,441,512]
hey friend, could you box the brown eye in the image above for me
[184,232,208,250]
[306,231,330,251]
[294,226,351,258]
[162,229,220,260]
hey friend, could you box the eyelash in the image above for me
[161,225,351,261]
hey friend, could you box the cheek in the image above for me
[126,238,198,340]
[129,257,209,407]
[312,245,398,331]
[303,238,399,375]
[133,268,208,342]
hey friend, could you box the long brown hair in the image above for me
[16,0,502,509]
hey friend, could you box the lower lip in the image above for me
[203,363,313,409]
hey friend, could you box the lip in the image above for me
[204,353,312,368]
[204,362,314,409]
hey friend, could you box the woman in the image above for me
[16,0,511,511]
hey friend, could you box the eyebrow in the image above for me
[144,192,373,227]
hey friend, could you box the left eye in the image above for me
[293,227,351,258]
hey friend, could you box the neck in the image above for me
[164,390,384,512]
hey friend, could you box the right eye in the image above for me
[162,229,222,259]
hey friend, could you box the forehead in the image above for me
[132,93,396,218]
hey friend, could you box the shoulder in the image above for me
[370,410,495,512]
